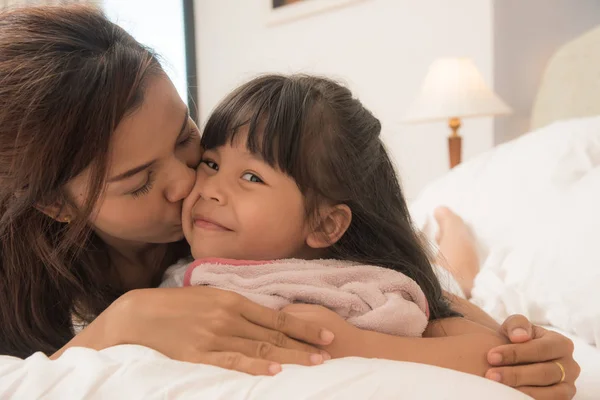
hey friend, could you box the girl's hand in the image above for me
[486,315,580,400]
[56,287,335,376]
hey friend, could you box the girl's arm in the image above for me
[349,317,508,376]
[443,291,501,332]
[283,304,507,377]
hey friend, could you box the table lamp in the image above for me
[404,58,511,168]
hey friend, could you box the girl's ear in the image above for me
[306,204,352,249]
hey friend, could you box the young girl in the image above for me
[162,74,508,377]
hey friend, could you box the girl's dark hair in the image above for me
[202,74,458,320]
[0,5,162,357]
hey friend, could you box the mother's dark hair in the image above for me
[0,5,161,357]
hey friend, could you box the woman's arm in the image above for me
[51,310,116,360]
[282,304,507,377]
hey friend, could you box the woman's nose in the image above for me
[164,159,196,203]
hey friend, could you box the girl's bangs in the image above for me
[200,76,319,178]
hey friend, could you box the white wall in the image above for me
[194,0,494,200]
[493,0,600,144]
[103,0,188,103]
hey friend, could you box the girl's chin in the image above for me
[190,244,225,260]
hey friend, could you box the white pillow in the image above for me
[410,116,600,346]
[0,346,530,399]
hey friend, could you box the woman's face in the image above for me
[66,75,201,245]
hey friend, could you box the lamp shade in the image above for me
[404,58,512,123]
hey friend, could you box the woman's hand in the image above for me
[486,315,580,400]
[281,304,360,358]
[55,287,335,376]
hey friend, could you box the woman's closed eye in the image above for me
[130,170,155,199]
[177,125,199,147]
[241,172,264,184]
[177,134,193,147]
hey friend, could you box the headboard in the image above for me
[531,25,600,130]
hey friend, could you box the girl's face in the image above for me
[66,75,202,246]
[182,127,313,260]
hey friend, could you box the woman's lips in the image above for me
[193,218,231,231]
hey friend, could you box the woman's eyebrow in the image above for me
[108,160,155,183]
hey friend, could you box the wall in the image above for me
[194,0,494,200]
[493,0,600,144]
[103,0,188,102]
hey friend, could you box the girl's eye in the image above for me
[201,159,219,170]
[130,171,155,199]
[241,172,264,183]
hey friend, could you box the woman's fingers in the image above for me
[109,288,332,375]
[487,322,580,398]
[239,318,330,359]
[486,361,566,387]
[518,383,576,400]
[488,326,572,366]
[488,326,568,365]
[191,351,282,376]
[499,314,534,343]
[241,300,335,346]
[214,336,326,366]
[488,339,558,366]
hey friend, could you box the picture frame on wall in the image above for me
[267,0,367,26]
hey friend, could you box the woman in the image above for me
[0,5,579,398]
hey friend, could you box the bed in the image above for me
[411,24,600,400]
[1,24,599,400]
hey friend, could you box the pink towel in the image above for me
[183,258,429,337]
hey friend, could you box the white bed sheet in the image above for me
[0,346,530,400]
[1,335,593,400]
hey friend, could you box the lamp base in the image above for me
[448,135,462,169]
